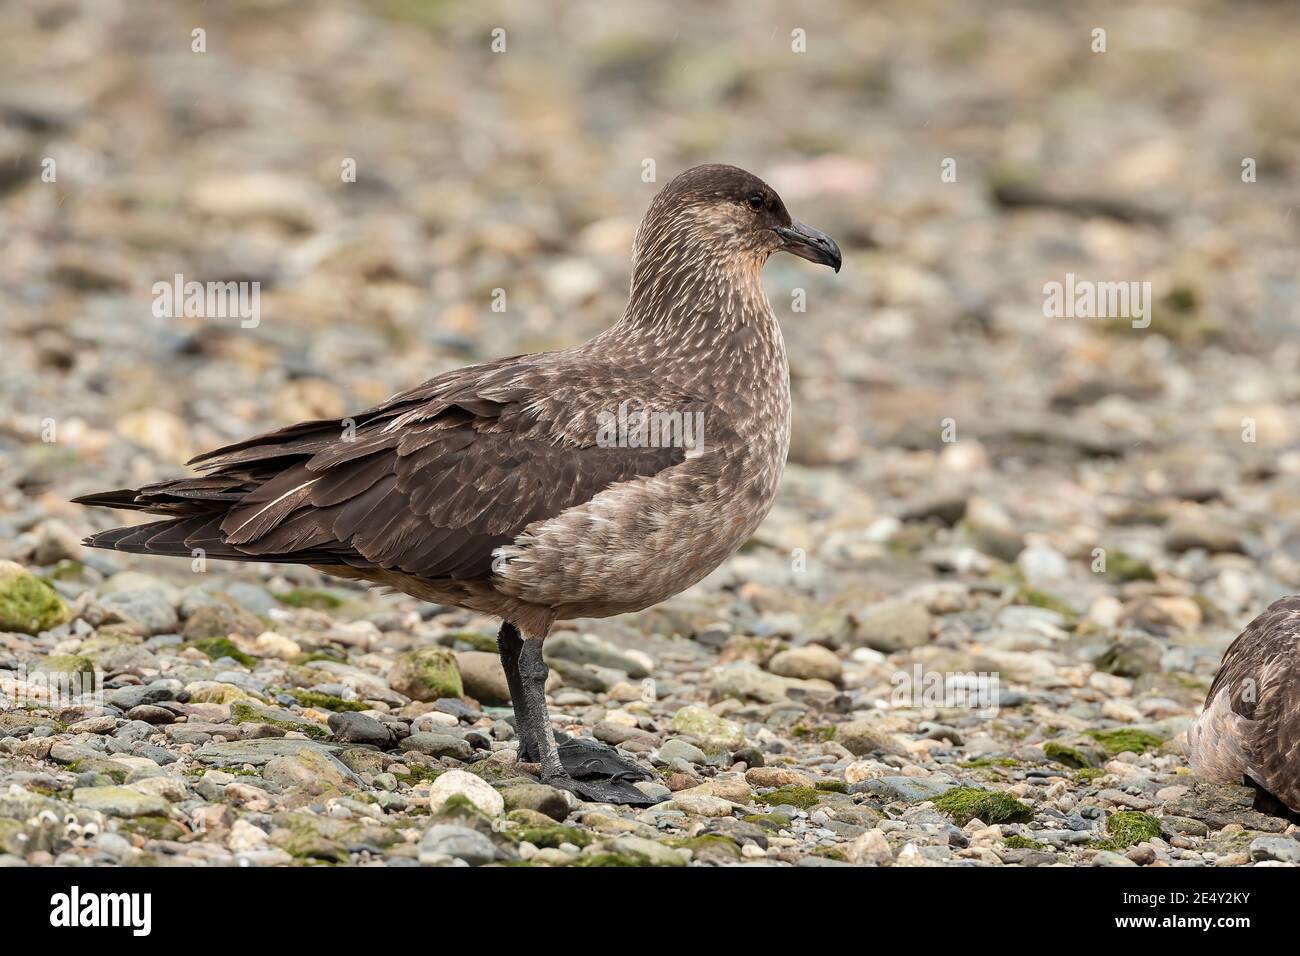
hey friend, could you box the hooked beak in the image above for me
[775,221,842,273]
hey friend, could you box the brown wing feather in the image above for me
[77,353,699,582]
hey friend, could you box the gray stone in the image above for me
[1164,515,1244,554]
[399,733,473,760]
[1090,849,1138,867]
[608,835,687,866]
[182,595,264,641]
[861,776,955,803]
[454,651,511,705]
[545,631,651,678]
[1094,634,1164,677]
[659,737,708,765]
[107,682,176,710]
[768,644,842,683]
[125,705,175,725]
[72,786,169,818]
[328,711,397,747]
[837,719,904,757]
[708,662,798,703]
[1249,835,1300,864]
[428,770,505,817]
[263,749,359,794]
[850,599,932,652]
[1159,815,1209,838]
[101,589,179,636]
[1163,781,1287,833]
[500,783,571,822]
[419,824,499,865]
[193,738,345,766]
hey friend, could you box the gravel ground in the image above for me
[2,0,1300,866]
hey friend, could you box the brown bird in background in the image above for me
[1186,596,1300,821]
[74,164,842,804]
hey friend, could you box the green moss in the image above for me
[812,845,847,861]
[446,630,499,653]
[289,689,366,712]
[743,813,790,830]
[1074,768,1106,784]
[66,758,127,784]
[184,637,258,668]
[1043,741,1092,769]
[791,722,836,742]
[573,852,639,867]
[29,655,98,693]
[513,825,593,849]
[1086,728,1164,757]
[119,815,186,841]
[388,647,462,701]
[229,702,329,739]
[1101,811,1161,849]
[46,560,87,581]
[432,793,491,825]
[932,787,1034,826]
[1164,284,1200,314]
[293,649,348,666]
[0,565,71,634]
[816,779,848,793]
[1103,550,1156,583]
[755,786,820,810]
[1003,834,1048,850]
[186,683,258,705]
[666,834,742,860]
[275,588,343,610]
[273,820,349,864]
[958,757,1019,768]
[1014,587,1076,619]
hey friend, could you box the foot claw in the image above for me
[543,772,663,807]
[555,732,655,784]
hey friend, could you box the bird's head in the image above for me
[633,164,842,278]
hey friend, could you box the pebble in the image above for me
[418,825,500,866]
[428,770,504,818]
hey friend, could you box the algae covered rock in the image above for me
[182,594,264,640]
[389,647,463,701]
[0,561,70,635]
[1103,811,1161,849]
[428,769,504,817]
[668,705,744,752]
[72,785,169,818]
[229,701,329,739]
[932,786,1033,826]
[29,654,98,695]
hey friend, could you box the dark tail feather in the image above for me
[70,489,145,510]
[82,517,347,565]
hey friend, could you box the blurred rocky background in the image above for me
[1,0,1299,867]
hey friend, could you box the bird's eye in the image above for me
[747,194,765,210]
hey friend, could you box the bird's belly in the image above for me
[492,446,784,618]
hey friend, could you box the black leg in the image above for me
[516,638,661,807]
[496,621,537,762]
[517,637,565,779]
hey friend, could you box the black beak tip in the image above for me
[777,222,842,274]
